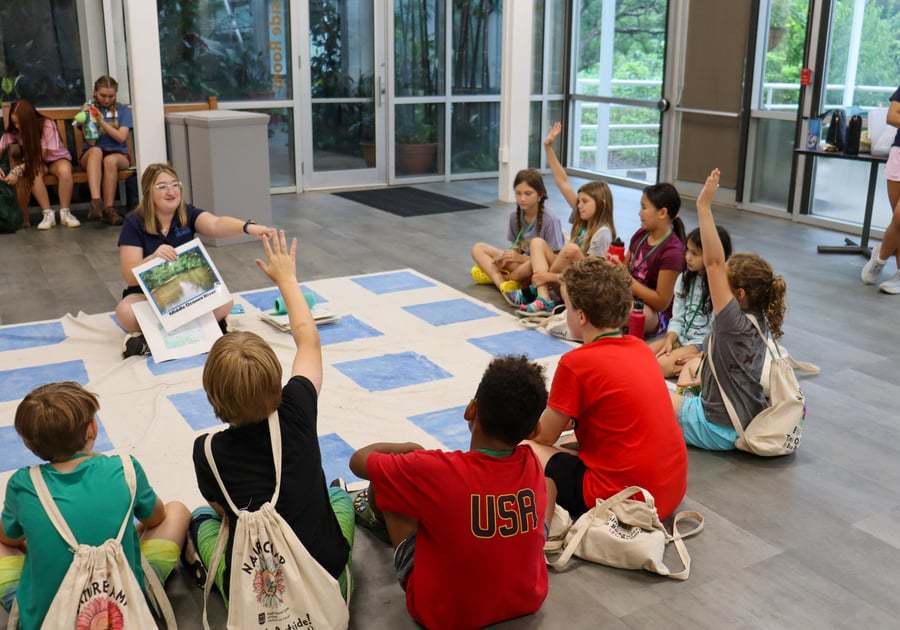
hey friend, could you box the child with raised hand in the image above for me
[650,225,732,377]
[520,122,617,314]
[626,182,687,335]
[349,356,549,630]
[0,382,190,630]
[471,168,565,305]
[189,230,354,603]
[672,169,788,451]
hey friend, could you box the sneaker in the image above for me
[330,478,348,492]
[36,210,56,230]
[103,206,123,226]
[180,532,207,589]
[351,487,390,544]
[878,271,900,295]
[861,246,887,284]
[470,265,493,285]
[122,332,150,359]
[59,208,81,228]
[87,198,103,221]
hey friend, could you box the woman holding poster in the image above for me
[116,163,274,357]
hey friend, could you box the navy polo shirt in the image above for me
[117,204,207,258]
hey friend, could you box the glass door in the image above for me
[568,0,669,184]
[298,0,387,189]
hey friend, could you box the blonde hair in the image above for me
[137,163,188,236]
[203,332,283,425]
[15,382,98,462]
[573,181,616,254]
[727,253,787,339]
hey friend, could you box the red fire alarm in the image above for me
[800,68,812,86]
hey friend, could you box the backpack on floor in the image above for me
[546,486,703,580]
[707,316,819,456]
[6,454,176,629]
[202,414,349,630]
[0,158,22,234]
[518,305,579,343]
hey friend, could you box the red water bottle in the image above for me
[628,299,645,339]
[607,237,625,264]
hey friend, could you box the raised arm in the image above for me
[255,231,323,393]
[543,122,578,210]
[696,168,732,314]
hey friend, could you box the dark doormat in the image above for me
[333,186,487,217]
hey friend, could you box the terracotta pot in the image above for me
[396,143,437,175]
[360,142,376,168]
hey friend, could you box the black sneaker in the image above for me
[122,333,150,359]
[181,531,208,589]
[218,318,228,335]
[351,486,391,544]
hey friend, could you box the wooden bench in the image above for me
[2,96,218,224]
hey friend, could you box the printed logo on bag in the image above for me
[253,555,286,607]
[470,489,539,538]
[782,424,802,451]
[606,512,642,540]
[76,594,126,630]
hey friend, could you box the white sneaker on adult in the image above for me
[59,208,81,228]
[878,271,900,295]
[36,209,56,230]
[861,246,887,284]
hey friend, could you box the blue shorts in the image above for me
[678,395,737,451]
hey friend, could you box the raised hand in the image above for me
[697,168,720,210]
[544,122,562,147]
[255,230,298,285]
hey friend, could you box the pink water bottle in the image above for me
[627,299,645,339]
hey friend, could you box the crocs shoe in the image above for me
[519,297,558,315]
[470,265,493,285]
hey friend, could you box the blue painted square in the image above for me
[240,285,326,312]
[168,389,218,431]
[468,329,572,360]
[0,322,67,352]
[147,353,208,376]
[403,298,498,327]
[0,360,89,403]
[334,352,452,392]
[319,316,383,346]
[351,271,435,294]
[318,433,361,484]
[0,417,113,473]
[409,406,470,451]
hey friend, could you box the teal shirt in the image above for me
[1,455,158,630]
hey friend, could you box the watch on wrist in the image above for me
[243,219,257,234]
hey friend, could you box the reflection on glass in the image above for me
[812,160,891,229]
[758,0,809,110]
[451,102,500,172]
[574,0,665,100]
[532,0,545,95]
[547,99,563,150]
[396,103,445,176]
[158,0,291,102]
[573,101,659,181]
[0,2,84,106]
[529,102,543,168]
[310,0,374,98]
[312,103,376,171]
[452,0,502,95]
[749,118,793,208]
[547,0,567,94]
[240,108,295,187]
[395,0,446,97]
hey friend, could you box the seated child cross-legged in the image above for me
[0,382,190,630]
[526,258,688,523]
[672,169,788,451]
[349,356,550,630]
[189,231,354,602]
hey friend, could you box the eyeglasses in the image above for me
[154,181,183,191]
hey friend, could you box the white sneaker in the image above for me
[878,271,900,295]
[59,208,81,228]
[861,246,887,284]
[36,210,56,230]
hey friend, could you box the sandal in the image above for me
[518,297,558,315]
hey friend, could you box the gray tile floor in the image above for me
[2,177,900,629]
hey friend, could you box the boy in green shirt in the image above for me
[0,381,190,629]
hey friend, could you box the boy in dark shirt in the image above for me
[189,231,354,601]
[349,356,549,630]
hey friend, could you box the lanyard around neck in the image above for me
[475,447,515,458]
[681,277,704,334]
[629,230,672,274]
[513,217,536,246]
[591,330,624,343]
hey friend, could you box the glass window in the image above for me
[0,1,85,106]
[310,1,374,99]
[396,103,445,176]
[546,0,567,94]
[811,161,891,227]
[749,118,794,207]
[452,0,502,95]
[395,0,445,97]
[312,103,375,171]
[532,0,545,95]
[573,101,660,181]
[529,102,543,168]
[757,0,811,110]
[239,108,295,187]
[451,101,499,172]
[158,0,291,102]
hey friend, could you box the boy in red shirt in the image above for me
[528,258,687,521]
[349,357,549,630]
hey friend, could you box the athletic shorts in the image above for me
[393,531,417,589]
[544,452,589,519]
[886,147,900,182]
[678,394,738,451]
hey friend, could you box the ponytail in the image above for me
[765,275,787,340]
[672,217,686,244]
[727,253,787,340]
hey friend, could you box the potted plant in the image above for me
[396,109,437,175]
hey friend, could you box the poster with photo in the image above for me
[132,238,231,332]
